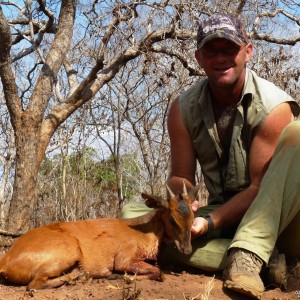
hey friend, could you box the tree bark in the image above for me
[7,113,42,231]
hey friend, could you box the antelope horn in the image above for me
[166,184,175,199]
[182,181,188,196]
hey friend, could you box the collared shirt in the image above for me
[179,68,299,204]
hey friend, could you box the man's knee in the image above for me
[120,202,152,218]
[279,121,300,147]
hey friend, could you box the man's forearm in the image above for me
[209,185,259,230]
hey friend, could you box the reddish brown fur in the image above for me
[0,187,198,290]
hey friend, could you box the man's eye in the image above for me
[201,47,241,57]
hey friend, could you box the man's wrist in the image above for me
[203,214,214,237]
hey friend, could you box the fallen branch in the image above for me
[0,229,23,237]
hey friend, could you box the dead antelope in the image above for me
[0,184,198,290]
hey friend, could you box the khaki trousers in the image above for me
[121,121,300,271]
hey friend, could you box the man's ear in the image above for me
[195,50,203,67]
[245,43,253,63]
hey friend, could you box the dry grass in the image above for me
[121,273,142,300]
[200,275,215,300]
[186,275,215,300]
[120,272,216,300]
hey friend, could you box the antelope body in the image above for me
[0,185,197,290]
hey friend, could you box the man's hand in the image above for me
[191,216,209,237]
[191,200,209,237]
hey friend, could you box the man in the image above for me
[167,13,300,299]
[121,13,300,299]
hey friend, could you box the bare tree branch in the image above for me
[0,6,22,123]
[251,9,300,45]
[151,44,205,77]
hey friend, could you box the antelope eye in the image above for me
[169,216,179,229]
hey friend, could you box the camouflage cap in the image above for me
[197,13,248,49]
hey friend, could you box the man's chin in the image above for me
[213,79,237,88]
[208,72,236,86]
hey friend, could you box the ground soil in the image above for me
[0,263,299,300]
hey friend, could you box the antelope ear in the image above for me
[141,193,169,209]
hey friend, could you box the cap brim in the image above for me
[198,32,244,49]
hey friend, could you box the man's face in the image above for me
[195,38,253,89]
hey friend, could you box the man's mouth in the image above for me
[214,67,231,73]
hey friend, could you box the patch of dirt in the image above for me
[0,265,299,300]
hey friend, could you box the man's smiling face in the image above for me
[195,38,253,90]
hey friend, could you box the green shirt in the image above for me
[179,68,299,204]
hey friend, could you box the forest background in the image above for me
[0,0,299,236]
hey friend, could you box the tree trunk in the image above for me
[6,114,43,232]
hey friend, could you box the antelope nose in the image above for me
[183,244,192,255]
